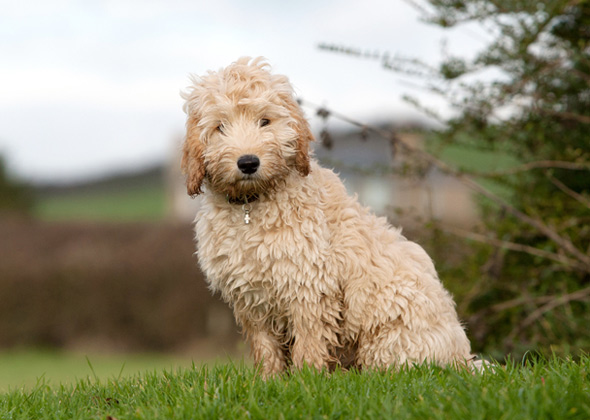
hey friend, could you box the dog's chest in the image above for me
[196,201,318,317]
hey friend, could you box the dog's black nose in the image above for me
[237,154,260,175]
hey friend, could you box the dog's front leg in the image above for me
[290,294,338,371]
[247,329,286,378]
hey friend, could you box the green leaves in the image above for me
[440,57,468,79]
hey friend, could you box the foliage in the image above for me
[0,156,32,214]
[420,0,590,358]
[320,0,590,358]
[2,357,589,419]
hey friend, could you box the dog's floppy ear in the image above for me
[293,104,314,177]
[181,118,206,197]
[272,72,314,177]
[283,97,314,177]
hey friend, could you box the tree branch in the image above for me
[546,172,590,210]
[437,223,589,273]
[538,108,590,124]
[504,286,590,345]
[478,160,590,177]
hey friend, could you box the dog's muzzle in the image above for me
[237,154,260,175]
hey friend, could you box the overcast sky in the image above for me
[0,0,486,184]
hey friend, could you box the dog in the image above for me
[181,57,474,376]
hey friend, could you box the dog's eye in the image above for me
[216,123,225,133]
[259,119,270,127]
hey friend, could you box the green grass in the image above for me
[33,184,167,222]
[2,356,589,419]
[432,143,520,174]
[0,350,195,393]
[426,137,521,201]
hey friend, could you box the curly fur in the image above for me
[181,57,474,376]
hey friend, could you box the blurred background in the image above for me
[2,0,589,389]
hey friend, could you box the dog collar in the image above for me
[225,193,259,205]
[226,194,259,224]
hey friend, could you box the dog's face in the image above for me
[181,57,314,199]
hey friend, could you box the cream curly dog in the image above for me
[181,57,474,376]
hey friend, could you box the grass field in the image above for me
[2,356,589,419]
[33,184,167,222]
[0,350,196,393]
[31,165,168,222]
[425,136,520,200]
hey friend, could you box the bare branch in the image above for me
[437,224,590,273]
[546,173,590,210]
[538,108,590,124]
[491,294,554,313]
[504,286,590,344]
[479,160,590,177]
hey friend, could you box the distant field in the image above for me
[428,140,519,174]
[32,166,168,222]
[0,349,197,392]
[33,184,167,222]
[425,136,520,199]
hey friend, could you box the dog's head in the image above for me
[181,57,314,199]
